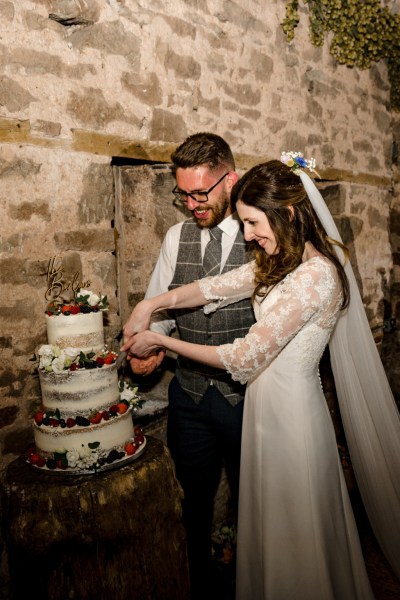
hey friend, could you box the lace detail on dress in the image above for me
[216,257,343,384]
[198,261,256,314]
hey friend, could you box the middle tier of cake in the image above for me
[38,362,120,417]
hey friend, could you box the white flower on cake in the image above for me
[64,347,80,360]
[39,354,53,370]
[38,345,53,357]
[38,345,57,370]
[87,451,99,464]
[66,449,80,468]
[120,385,139,402]
[51,354,68,374]
[36,344,118,372]
[79,445,93,459]
[118,379,145,413]
[77,289,101,307]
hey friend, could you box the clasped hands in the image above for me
[120,299,166,376]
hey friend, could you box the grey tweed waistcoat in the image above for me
[168,219,255,406]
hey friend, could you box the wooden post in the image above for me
[1,436,190,600]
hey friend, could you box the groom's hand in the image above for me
[129,351,166,376]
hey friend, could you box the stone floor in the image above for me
[352,489,400,600]
[210,488,400,600]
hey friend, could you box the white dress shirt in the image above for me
[145,213,243,335]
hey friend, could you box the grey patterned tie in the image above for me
[203,226,223,277]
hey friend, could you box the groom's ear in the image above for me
[226,171,239,190]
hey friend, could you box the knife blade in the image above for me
[114,351,127,368]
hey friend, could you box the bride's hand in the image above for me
[122,299,153,342]
[125,330,164,358]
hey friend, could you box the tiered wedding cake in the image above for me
[27,289,145,473]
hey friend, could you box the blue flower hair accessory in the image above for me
[280,151,320,178]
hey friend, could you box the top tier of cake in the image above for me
[44,289,109,353]
[46,311,104,353]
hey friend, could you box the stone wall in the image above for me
[0,0,398,474]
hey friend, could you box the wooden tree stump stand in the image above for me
[1,436,190,600]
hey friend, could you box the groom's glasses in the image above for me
[172,172,229,205]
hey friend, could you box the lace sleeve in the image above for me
[198,261,256,314]
[217,258,342,384]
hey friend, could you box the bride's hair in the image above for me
[231,160,349,307]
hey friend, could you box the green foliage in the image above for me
[281,0,300,42]
[281,0,400,112]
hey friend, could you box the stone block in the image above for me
[0,368,14,388]
[9,201,51,222]
[91,252,117,289]
[68,20,140,69]
[0,406,18,429]
[0,337,12,349]
[67,88,128,128]
[165,48,201,80]
[216,2,264,33]
[0,156,41,179]
[250,50,273,83]
[32,120,61,137]
[282,130,307,154]
[0,304,36,326]
[320,184,345,214]
[368,205,387,229]
[3,426,34,455]
[121,71,162,105]
[150,109,187,143]
[49,0,100,22]
[0,75,37,112]
[0,1,14,22]
[220,80,261,107]
[78,163,114,224]
[162,14,196,38]
[54,230,115,252]
[0,258,48,286]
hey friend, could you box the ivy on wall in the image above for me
[281,0,400,112]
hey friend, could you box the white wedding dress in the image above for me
[199,256,374,600]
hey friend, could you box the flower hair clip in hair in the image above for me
[280,151,320,178]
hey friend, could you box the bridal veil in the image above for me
[300,170,400,580]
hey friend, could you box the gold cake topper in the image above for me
[45,256,91,301]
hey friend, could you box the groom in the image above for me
[125,132,255,599]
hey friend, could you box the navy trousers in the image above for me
[167,376,244,599]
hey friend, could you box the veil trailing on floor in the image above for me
[300,170,400,580]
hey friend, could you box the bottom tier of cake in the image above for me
[28,411,145,473]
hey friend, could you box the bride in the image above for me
[122,155,400,599]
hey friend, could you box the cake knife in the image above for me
[115,350,127,368]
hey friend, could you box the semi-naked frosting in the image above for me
[38,363,120,416]
[28,292,145,473]
[34,410,134,457]
[46,311,104,353]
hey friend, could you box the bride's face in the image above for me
[236,200,279,255]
